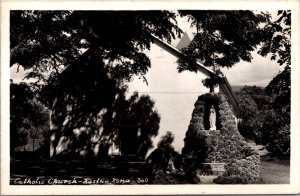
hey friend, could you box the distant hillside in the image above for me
[231,86,244,92]
[231,85,265,92]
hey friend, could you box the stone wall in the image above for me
[182,93,260,184]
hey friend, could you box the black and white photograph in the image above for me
[1,0,300,195]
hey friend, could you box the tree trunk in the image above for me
[210,85,215,93]
[32,139,35,151]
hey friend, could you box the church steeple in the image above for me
[176,32,191,50]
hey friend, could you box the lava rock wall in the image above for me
[182,93,260,184]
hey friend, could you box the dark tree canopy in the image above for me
[10,82,33,151]
[177,10,268,72]
[11,10,182,85]
[238,86,272,111]
[235,86,272,142]
[10,81,49,154]
[266,66,290,111]
[113,91,161,158]
[259,11,290,157]
[237,93,258,121]
[260,10,291,113]
[258,10,291,66]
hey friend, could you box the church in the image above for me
[47,32,238,159]
[126,33,238,154]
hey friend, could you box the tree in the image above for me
[10,81,50,154]
[10,81,33,153]
[176,11,268,91]
[10,11,181,159]
[257,10,291,158]
[236,82,290,157]
[27,101,49,151]
[258,10,291,112]
[260,109,290,157]
[236,92,259,141]
[129,94,161,158]
[266,66,290,111]
[258,10,291,120]
[10,11,182,89]
[258,10,291,67]
[235,86,272,142]
[157,131,175,150]
[177,11,267,70]
[113,91,161,158]
[146,131,179,173]
[261,66,290,157]
[238,85,272,111]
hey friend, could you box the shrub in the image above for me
[214,154,260,184]
[150,169,192,184]
[261,109,290,158]
[147,132,192,184]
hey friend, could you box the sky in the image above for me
[222,51,282,86]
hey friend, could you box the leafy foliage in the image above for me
[257,10,291,158]
[235,86,272,141]
[238,93,258,120]
[214,154,260,184]
[10,11,182,86]
[236,94,259,141]
[10,81,49,154]
[234,13,291,158]
[177,11,267,73]
[266,65,290,111]
[260,109,290,157]
[257,10,291,115]
[22,39,161,159]
[114,91,161,158]
[258,10,291,66]
[157,131,175,150]
[147,132,187,184]
[147,131,177,171]
[236,83,290,158]
[10,82,33,152]
[27,101,49,151]
[202,69,225,92]
[238,86,273,110]
[261,67,290,157]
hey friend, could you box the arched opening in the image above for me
[204,102,221,130]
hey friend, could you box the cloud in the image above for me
[222,51,283,87]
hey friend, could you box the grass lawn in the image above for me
[259,156,290,184]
